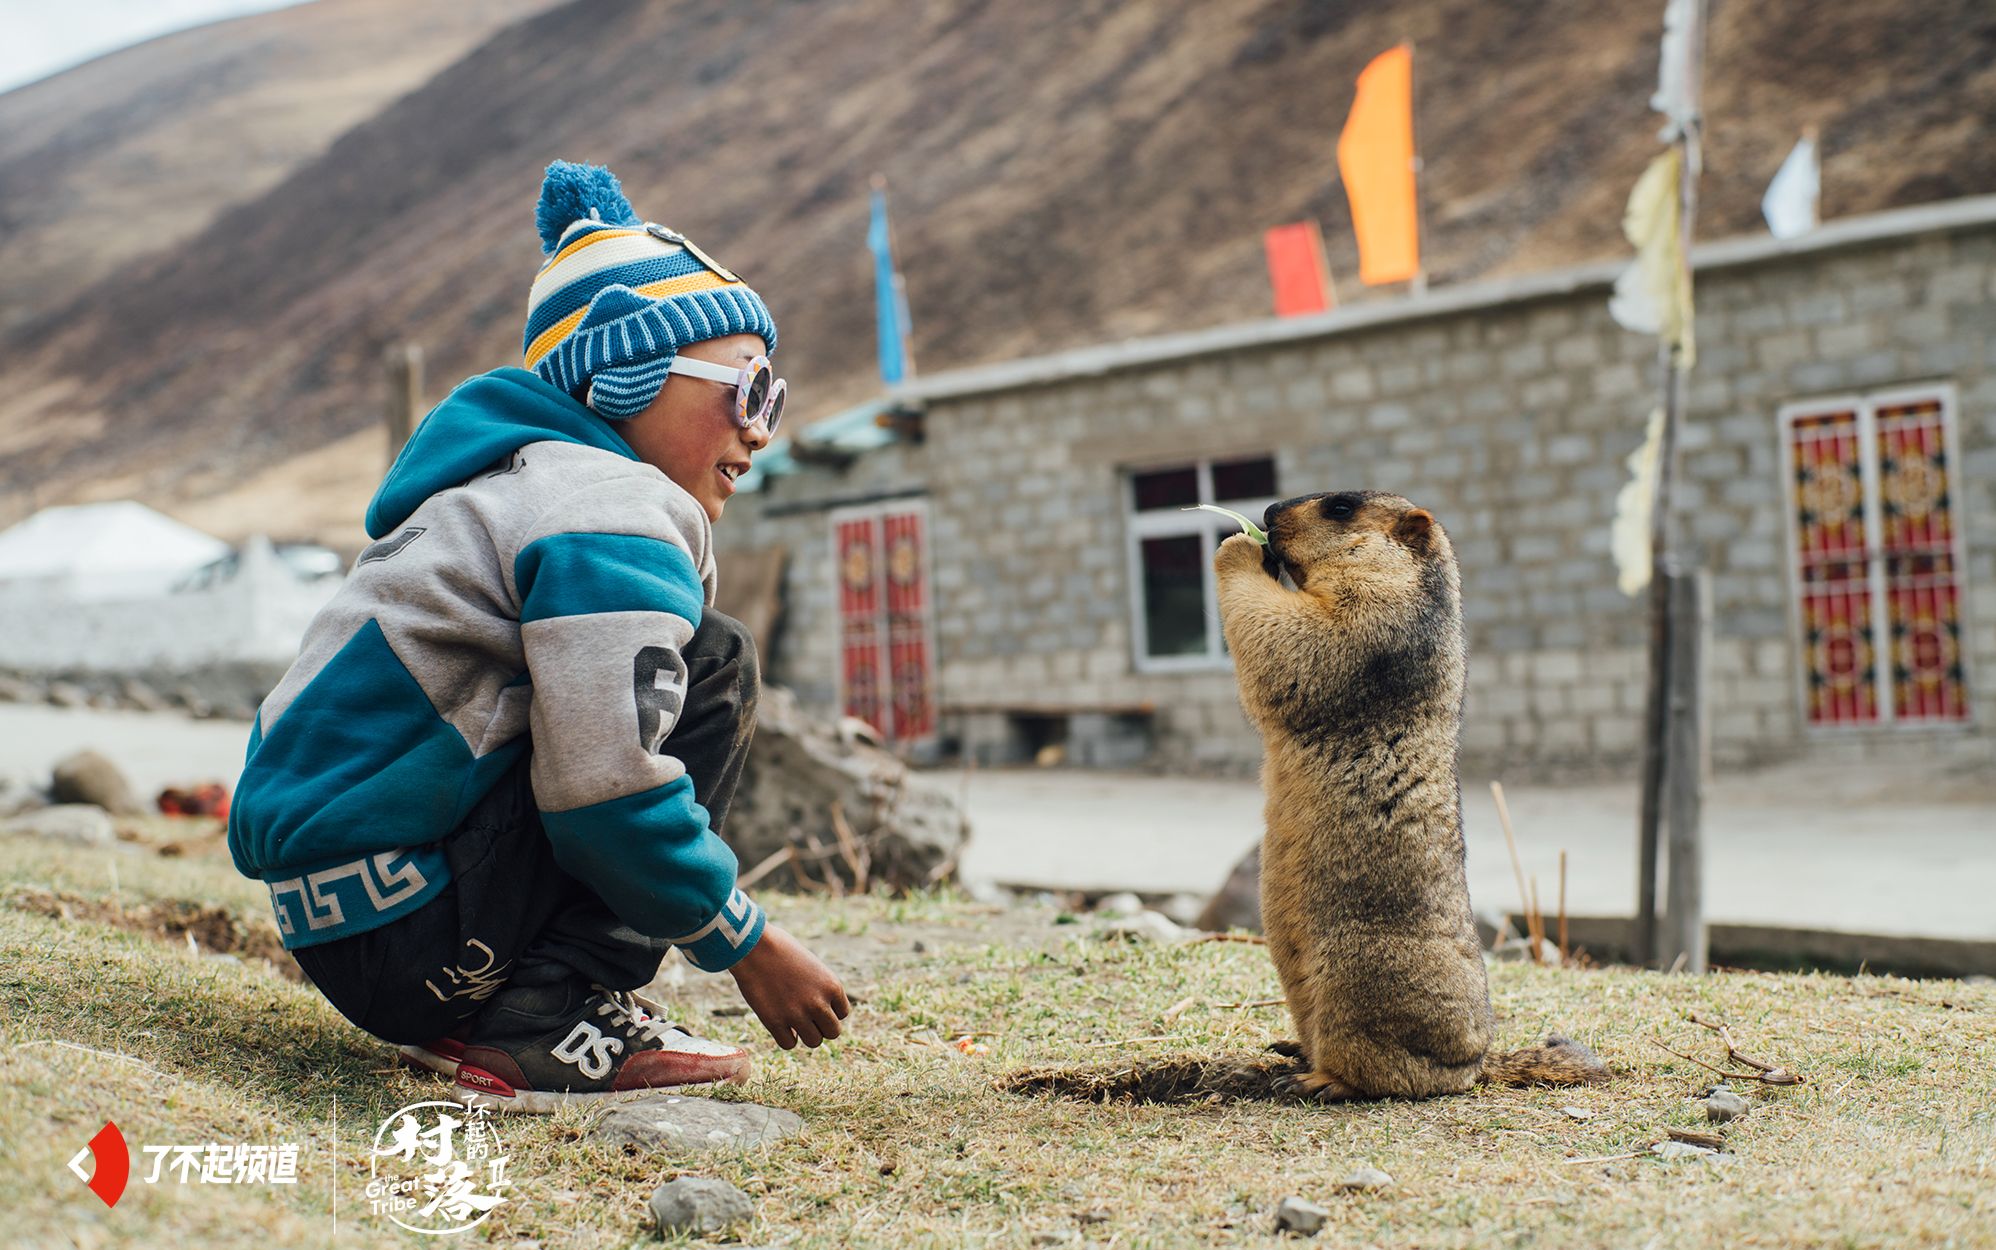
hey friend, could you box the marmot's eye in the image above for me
[1323,498,1356,520]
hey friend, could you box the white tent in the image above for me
[0,501,230,602]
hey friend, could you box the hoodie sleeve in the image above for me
[511,476,765,971]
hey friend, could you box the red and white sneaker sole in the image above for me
[397,1036,469,1078]
[453,1057,750,1115]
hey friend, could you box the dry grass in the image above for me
[3,827,1993,1249]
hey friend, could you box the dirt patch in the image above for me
[1004,1051,1310,1105]
[6,886,302,981]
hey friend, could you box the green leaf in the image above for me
[1184,504,1268,545]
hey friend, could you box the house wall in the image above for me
[722,205,1996,773]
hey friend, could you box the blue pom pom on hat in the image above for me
[523,160,776,420]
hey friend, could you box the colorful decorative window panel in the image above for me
[1782,389,1969,729]
[834,504,937,749]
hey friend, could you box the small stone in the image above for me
[0,673,40,703]
[1094,891,1144,917]
[1333,1166,1394,1191]
[0,777,47,820]
[2,804,115,846]
[1963,974,1993,988]
[50,750,145,816]
[591,1095,803,1152]
[1560,1105,1596,1121]
[1490,936,1560,964]
[1099,911,1189,944]
[1157,892,1207,926]
[648,1176,753,1237]
[1702,1089,1750,1123]
[1274,1195,1330,1235]
[118,678,170,712]
[1651,1140,1717,1161]
[46,681,90,709]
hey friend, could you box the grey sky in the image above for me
[0,0,312,95]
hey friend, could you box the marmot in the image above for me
[1213,490,1607,1099]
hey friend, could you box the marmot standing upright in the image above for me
[1214,490,1605,1099]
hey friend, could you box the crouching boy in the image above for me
[228,161,848,1112]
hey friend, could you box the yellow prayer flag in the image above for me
[1608,148,1695,366]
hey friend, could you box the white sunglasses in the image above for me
[666,354,786,435]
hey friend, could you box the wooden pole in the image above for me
[1660,567,1708,972]
[1490,781,1538,962]
[1632,0,1707,968]
[384,342,424,465]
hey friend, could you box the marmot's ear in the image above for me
[1393,509,1434,553]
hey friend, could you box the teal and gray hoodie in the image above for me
[228,367,765,971]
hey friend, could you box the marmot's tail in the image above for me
[1003,1054,1304,1103]
[1478,1034,1610,1086]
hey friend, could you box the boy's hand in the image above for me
[728,923,850,1049]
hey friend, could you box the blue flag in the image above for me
[869,185,909,384]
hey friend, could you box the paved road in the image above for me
[0,704,253,796]
[5,705,1991,941]
[955,760,1996,942]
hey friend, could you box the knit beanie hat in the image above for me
[523,161,778,420]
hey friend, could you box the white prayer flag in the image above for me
[1649,0,1700,140]
[1761,135,1820,240]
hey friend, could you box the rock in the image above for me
[1490,935,1561,964]
[118,677,170,712]
[589,1095,803,1152]
[1156,892,1207,926]
[1194,844,1262,933]
[1560,1105,1596,1121]
[727,686,968,890]
[1094,891,1143,918]
[0,673,40,703]
[50,750,145,816]
[1333,1166,1394,1191]
[1964,974,1994,988]
[1702,1089,1751,1123]
[1099,910,1189,944]
[0,777,47,820]
[1273,1196,1329,1235]
[648,1176,753,1237]
[3,804,115,846]
[1651,1140,1717,1161]
[46,681,90,709]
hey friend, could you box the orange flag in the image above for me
[1263,221,1336,317]
[1337,44,1420,286]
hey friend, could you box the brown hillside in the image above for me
[0,0,564,333]
[2,0,1992,545]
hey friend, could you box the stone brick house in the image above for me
[718,197,1996,774]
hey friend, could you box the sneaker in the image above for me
[397,1032,470,1079]
[454,989,750,1114]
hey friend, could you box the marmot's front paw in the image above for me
[1215,532,1265,573]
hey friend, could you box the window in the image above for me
[1125,455,1279,670]
[1779,385,1971,728]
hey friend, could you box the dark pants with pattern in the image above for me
[293,612,759,1045]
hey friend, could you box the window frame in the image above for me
[1123,455,1279,673]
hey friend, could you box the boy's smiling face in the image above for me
[620,333,773,522]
